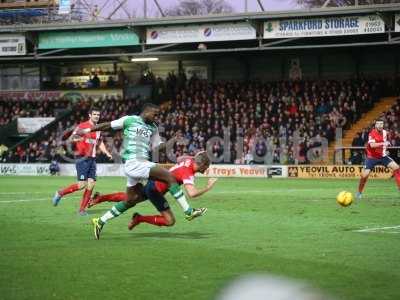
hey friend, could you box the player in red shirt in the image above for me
[357,119,400,199]
[88,151,217,238]
[52,106,112,215]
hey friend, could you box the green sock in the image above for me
[99,202,129,225]
[168,184,191,214]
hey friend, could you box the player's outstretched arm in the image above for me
[91,122,113,132]
[369,141,390,148]
[77,115,130,135]
[64,125,83,142]
[99,141,113,159]
[75,122,112,135]
[61,126,76,141]
[184,178,218,198]
[69,134,83,143]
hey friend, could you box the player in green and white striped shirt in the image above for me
[79,103,206,239]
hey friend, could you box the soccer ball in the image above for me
[336,191,353,207]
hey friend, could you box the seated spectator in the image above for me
[91,74,100,88]
[106,76,116,88]
[49,160,60,176]
[0,144,8,156]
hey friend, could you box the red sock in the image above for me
[95,192,127,204]
[137,215,168,226]
[358,177,368,193]
[394,169,400,190]
[79,189,92,212]
[59,183,80,197]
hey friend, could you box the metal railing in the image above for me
[334,146,400,164]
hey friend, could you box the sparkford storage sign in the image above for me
[288,165,392,179]
[264,15,384,39]
[0,34,26,56]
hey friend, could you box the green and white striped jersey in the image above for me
[111,115,162,161]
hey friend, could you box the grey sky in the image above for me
[89,0,301,21]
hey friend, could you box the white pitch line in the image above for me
[354,225,400,233]
[0,192,49,195]
[212,189,326,194]
[0,196,81,203]
[0,198,49,203]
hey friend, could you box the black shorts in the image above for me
[143,180,170,212]
[364,156,394,170]
[75,157,96,181]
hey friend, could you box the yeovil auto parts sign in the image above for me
[288,165,392,179]
[147,23,256,44]
[38,29,139,49]
[264,15,384,39]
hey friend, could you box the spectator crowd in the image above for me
[1,77,398,165]
[350,98,400,164]
[0,98,71,126]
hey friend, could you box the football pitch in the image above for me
[1,176,400,300]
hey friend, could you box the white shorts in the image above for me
[124,160,156,187]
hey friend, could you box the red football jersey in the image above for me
[366,128,388,159]
[155,158,196,194]
[73,121,100,158]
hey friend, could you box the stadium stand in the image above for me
[0,98,70,126]
[0,77,387,164]
[348,97,400,164]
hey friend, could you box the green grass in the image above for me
[0,176,399,300]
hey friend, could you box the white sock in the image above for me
[100,209,119,224]
[172,190,190,213]
[177,195,190,213]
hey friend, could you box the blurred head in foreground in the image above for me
[215,274,335,300]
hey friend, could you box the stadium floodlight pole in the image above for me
[115,0,132,19]
[256,0,265,12]
[80,0,94,15]
[107,0,128,19]
[98,0,110,17]
[322,0,331,8]
[153,0,165,17]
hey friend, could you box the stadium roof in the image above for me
[0,3,400,32]
[0,3,400,62]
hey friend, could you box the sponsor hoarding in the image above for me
[39,29,139,49]
[0,164,287,178]
[200,165,287,178]
[0,164,50,175]
[288,165,392,179]
[264,15,385,39]
[0,34,26,56]
[17,118,55,134]
[0,91,61,101]
[147,23,256,44]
